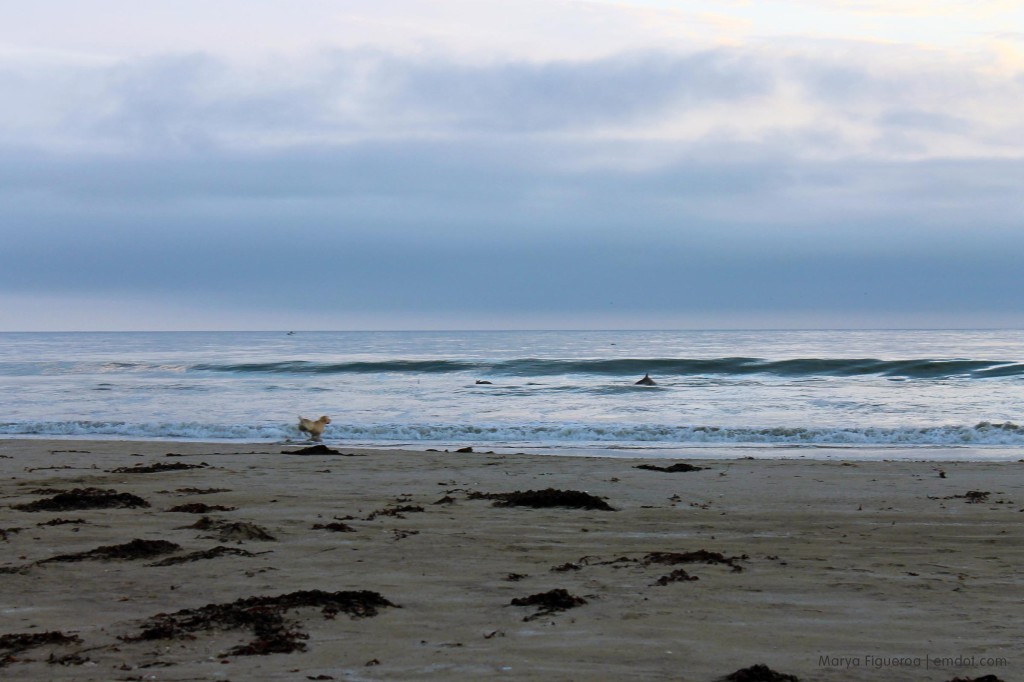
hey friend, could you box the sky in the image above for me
[1,0,1023,331]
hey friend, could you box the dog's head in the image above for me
[319,416,331,425]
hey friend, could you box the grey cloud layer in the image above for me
[2,43,1022,328]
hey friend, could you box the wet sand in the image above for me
[0,439,1021,681]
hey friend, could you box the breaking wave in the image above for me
[3,420,1024,446]
[189,358,1024,380]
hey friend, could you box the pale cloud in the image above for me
[2,40,1021,161]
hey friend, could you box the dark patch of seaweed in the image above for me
[109,462,208,474]
[635,462,706,473]
[166,503,237,513]
[183,517,277,542]
[644,550,748,573]
[509,589,586,621]
[1,631,82,667]
[312,522,356,533]
[39,539,180,564]
[469,488,614,511]
[719,664,801,681]
[123,590,398,657]
[12,488,149,512]
[148,546,260,566]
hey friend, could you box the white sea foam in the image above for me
[3,420,1024,447]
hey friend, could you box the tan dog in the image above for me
[297,415,331,441]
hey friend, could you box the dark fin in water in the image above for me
[635,373,656,386]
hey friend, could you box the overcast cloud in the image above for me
[1,0,1022,330]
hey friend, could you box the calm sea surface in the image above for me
[3,330,1024,459]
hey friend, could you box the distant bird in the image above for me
[635,373,656,386]
[297,415,331,441]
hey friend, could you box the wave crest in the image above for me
[3,420,1023,446]
[187,357,1024,379]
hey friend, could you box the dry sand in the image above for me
[0,439,1021,681]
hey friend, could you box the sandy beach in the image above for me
[0,439,1020,681]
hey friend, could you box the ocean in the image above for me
[2,330,1024,459]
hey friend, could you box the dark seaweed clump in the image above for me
[510,588,586,621]
[167,503,237,513]
[719,664,801,681]
[148,546,259,566]
[12,488,149,512]
[366,505,425,520]
[110,462,208,474]
[36,518,87,527]
[40,539,180,563]
[635,463,706,473]
[644,550,748,573]
[282,444,340,455]
[312,522,356,533]
[125,590,398,657]
[185,517,277,542]
[946,676,1005,682]
[173,487,232,495]
[1,631,82,667]
[470,488,614,511]
[652,568,699,586]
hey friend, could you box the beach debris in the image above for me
[945,675,1006,682]
[366,505,425,520]
[510,589,586,621]
[469,488,615,511]
[651,568,700,586]
[166,503,238,513]
[433,495,457,505]
[551,562,582,572]
[311,522,356,533]
[929,491,993,504]
[185,516,277,542]
[36,518,87,526]
[12,488,150,512]
[109,462,208,474]
[166,487,233,495]
[124,589,398,657]
[504,573,528,581]
[39,539,180,564]
[635,373,657,386]
[644,550,748,573]
[283,444,340,455]
[148,546,261,566]
[455,446,474,453]
[634,463,706,473]
[216,522,276,542]
[719,664,800,681]
[391,529,419,541]
[1,631,82,667]
[0,527,22,541]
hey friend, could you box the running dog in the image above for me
[297,415,331,441]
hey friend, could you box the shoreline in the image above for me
[1,439,1021,680]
